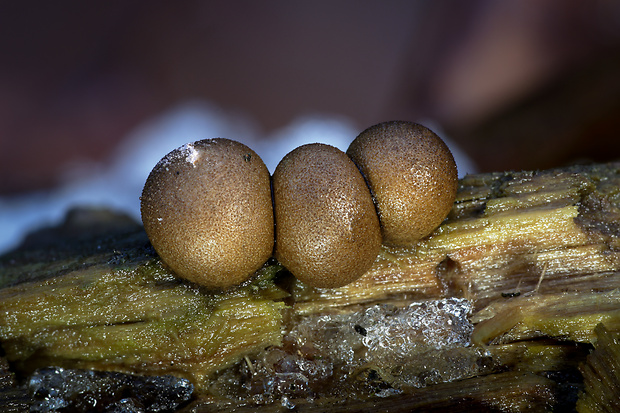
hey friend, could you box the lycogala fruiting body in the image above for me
[272,143,382,288]
[347,121,458,247]
[140,138,274,288]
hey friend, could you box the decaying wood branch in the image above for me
[1,162,619,411]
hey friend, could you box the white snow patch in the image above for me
[0,100,476,254]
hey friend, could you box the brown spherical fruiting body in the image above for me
[347,121,458,247]
[273,143,382,288]
[140,138,274,288]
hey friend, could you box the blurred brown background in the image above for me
[1,0,620,195]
